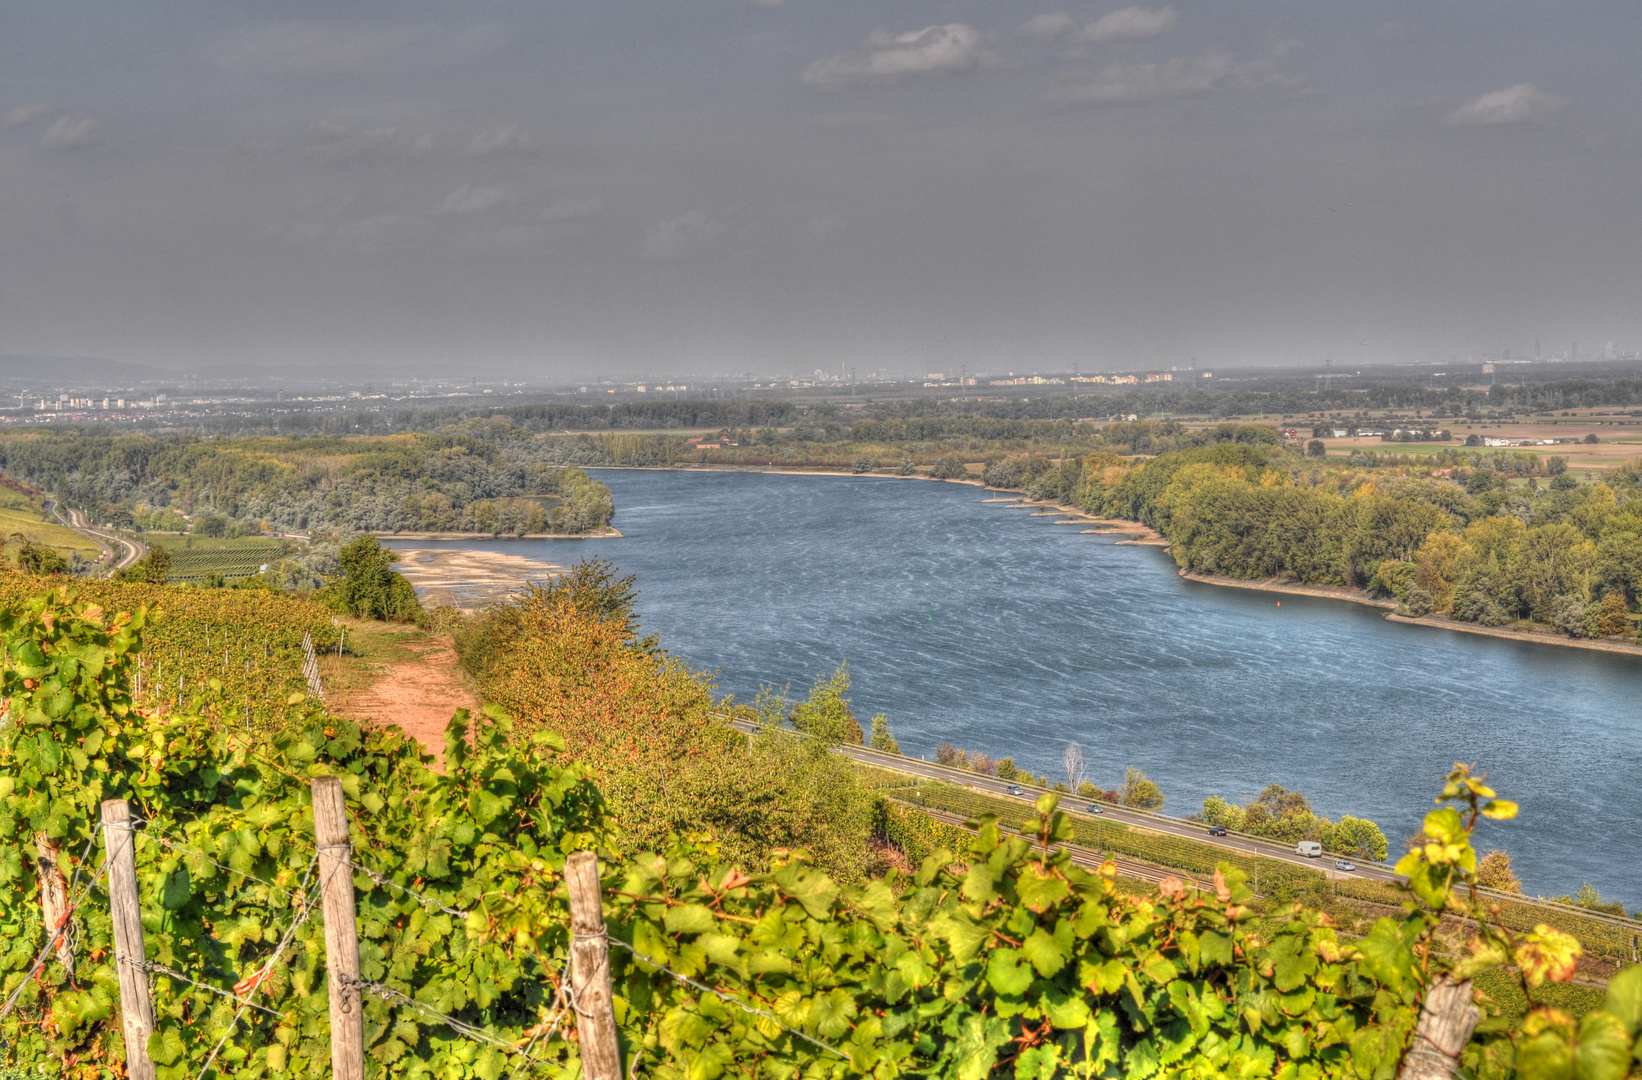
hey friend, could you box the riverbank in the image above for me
[1386,612,1642,658]
[393,547,563,609]
[1177,570,1397,611]
[1178,569,1642,657]
[372,526,622,540]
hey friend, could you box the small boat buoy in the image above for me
[1277,601,1281,607]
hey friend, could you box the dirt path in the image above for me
[324,630,479,769]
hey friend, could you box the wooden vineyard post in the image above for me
[34,835,74,973]
[1397,976,1479,1080]
[565,851,623,1080]
[312,777,364,1080]
[102,799,157,1080]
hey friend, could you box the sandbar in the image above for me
[392,547,564,610]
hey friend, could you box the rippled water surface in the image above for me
[410,468,1642,902]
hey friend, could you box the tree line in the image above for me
[1043,440,1642,639]
[0,431,615,538]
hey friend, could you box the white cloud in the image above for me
[1017,13,1077,41]
[1445,83,1566,126]
[465,125,533,157]
[642,211,719,259]
[40,116,100,148]
[803,25,996,88]
[441,183,515,214]
[1070,6,1178,44]
[3,101,53,128]
[1047,47,1294,105]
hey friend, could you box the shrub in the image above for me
[1477,849,1523,893]
[1119,765,1165,809]
[1397,586,1435,617]
[192,514,229,537]
[1551,594,1590,637]
[12,536,68,576]
[868,713,900,753]
[327,534,420,621]
[1587,592,1631,638]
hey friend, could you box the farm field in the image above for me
[138,533,300,581]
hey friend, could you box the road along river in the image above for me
[393,468,1642,905]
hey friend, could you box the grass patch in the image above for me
[0,488,102,564]
[316,619,433,699]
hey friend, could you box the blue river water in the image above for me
[404,468,1642,904]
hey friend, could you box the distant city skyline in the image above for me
[2,1,1639,377]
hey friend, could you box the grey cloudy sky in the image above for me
[2,2,1638,378]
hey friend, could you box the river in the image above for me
[400,468,1642,905]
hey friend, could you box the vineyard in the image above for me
[141,536,298,583]
[867,771,1641,989]
[7,586,1642,1078]
[0,573,338,726]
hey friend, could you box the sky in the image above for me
[1,1,1639,379]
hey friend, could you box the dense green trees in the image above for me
[0,431,615,537]
[1085,442,1642,638]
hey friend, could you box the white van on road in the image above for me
[1295,841,1322,858]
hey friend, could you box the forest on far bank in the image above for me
[0,431,615,538]
[1061,440,1642,640]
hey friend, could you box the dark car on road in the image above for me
[1207,826,1228,836]
[1084,804,1104,814]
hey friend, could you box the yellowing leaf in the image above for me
[1516,924,1582,988]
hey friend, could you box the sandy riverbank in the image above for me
[372,526,621,540]
[1177,571,1398,610]
[392,547,565,609]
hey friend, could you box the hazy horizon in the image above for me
[3,1,1639,379]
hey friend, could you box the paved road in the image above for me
[46,500,147,573]
[728,718,1395,886]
